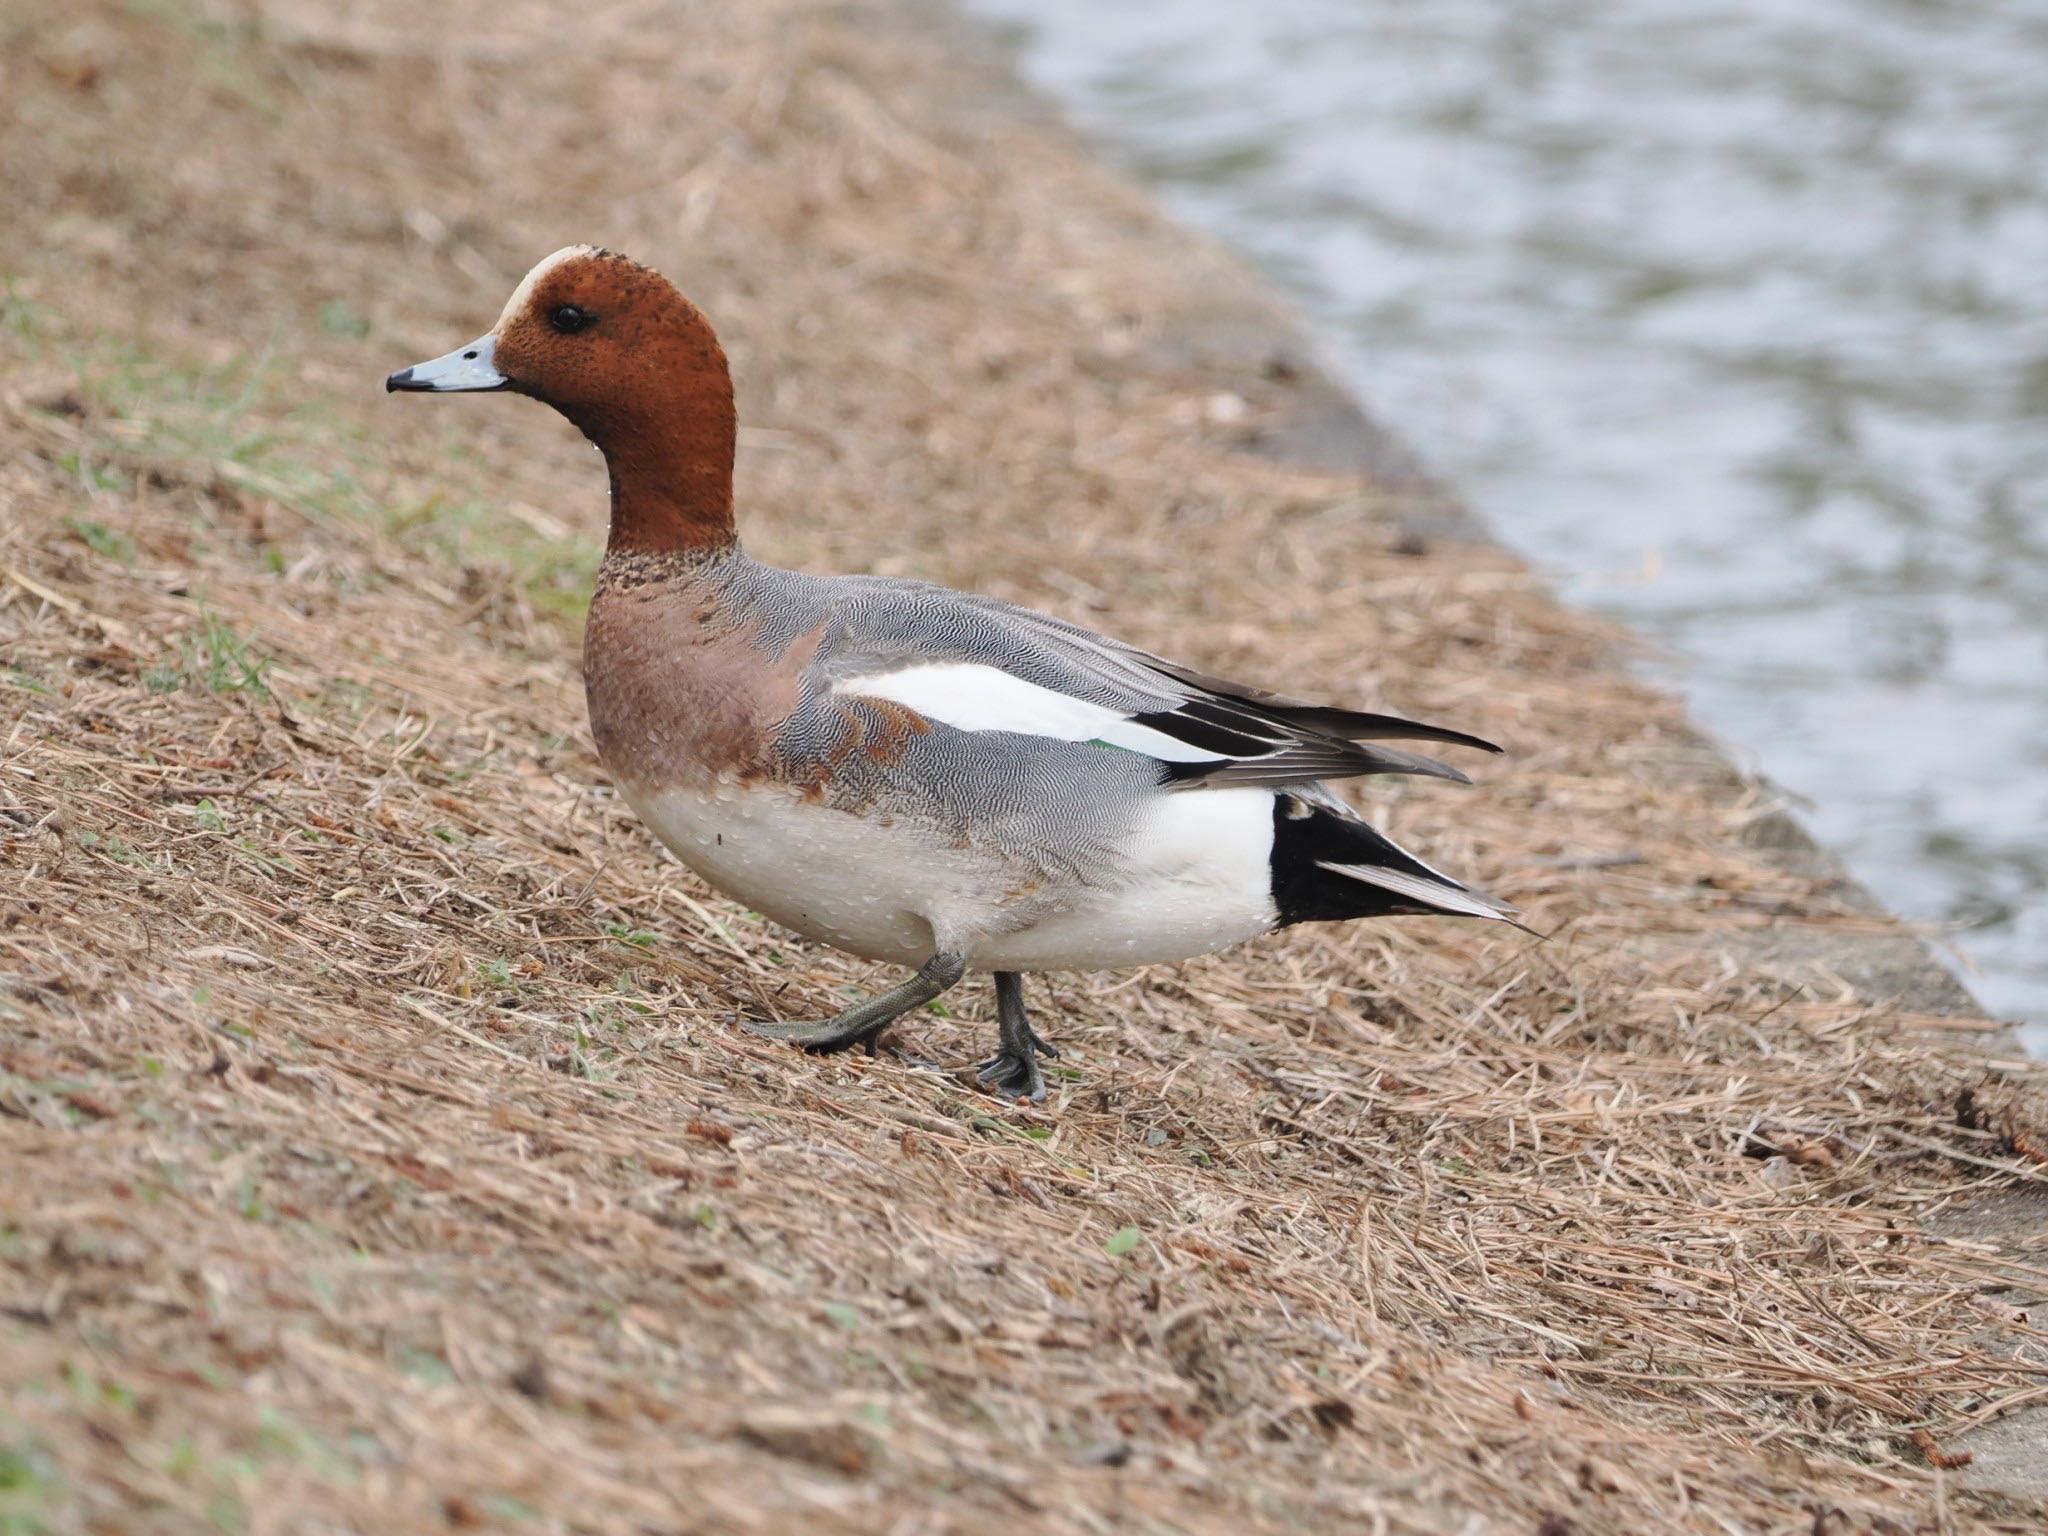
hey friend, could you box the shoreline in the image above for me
[964,0,2048,1046]
[934,0,2002,1042]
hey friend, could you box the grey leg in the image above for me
[975,971,1059,1102]
[746,951,965,1056]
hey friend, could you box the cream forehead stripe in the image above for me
[494,245,600,329]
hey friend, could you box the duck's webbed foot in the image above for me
[747,951,965,1057]
[975,1049,1047,1101]
[974,971,1058,1103]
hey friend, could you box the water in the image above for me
[968,0,2048,1047]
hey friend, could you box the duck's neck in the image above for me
[579,329,739,559]
[599,422,736,557]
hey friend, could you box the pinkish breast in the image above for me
[580,571,821,792]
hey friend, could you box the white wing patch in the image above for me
[834,662,1217,763]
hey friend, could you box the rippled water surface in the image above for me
[970,0,2048,1044]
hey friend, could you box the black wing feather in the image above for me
[1126,669,1484,789]
[1142,657,1501,754]
[1158,736,1472,788]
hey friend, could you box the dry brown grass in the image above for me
[3,2,2046,1532]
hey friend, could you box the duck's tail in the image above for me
[1269,791,1532,935]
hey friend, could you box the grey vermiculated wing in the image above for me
[935,586,1502,755]
[815,573,1477,784]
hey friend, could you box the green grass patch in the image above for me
[317,300,370,340]
[144,609,271,697]
[0,280,35,339]
[0,1430,59,1536]
[395,1347,455,1386]
[65,517,135,560]
[17,300,601,633]
[383,491,601,624]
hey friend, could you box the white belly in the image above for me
[618,780,1279,973]
[971,788,1278,970]
[619,781,998,965]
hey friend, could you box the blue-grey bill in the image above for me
[386,333,507,393]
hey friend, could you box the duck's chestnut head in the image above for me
[388,245,738,554]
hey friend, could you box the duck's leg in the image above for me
[975,971,1059,1103]
[746,951,965,1056]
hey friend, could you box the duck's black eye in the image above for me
[549,304,593,335]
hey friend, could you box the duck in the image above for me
[388,245,1517,1102]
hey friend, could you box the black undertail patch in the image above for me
[1268,792,1479,927]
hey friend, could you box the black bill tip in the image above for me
[385,368,422,393]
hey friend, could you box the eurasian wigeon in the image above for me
[389,245,1515,1102]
